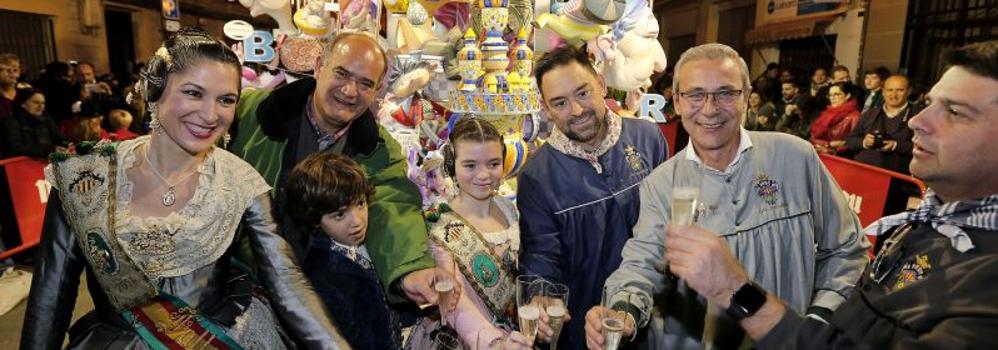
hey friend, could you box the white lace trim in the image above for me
[113,136,271,278]
[228,298,288,350]
[480,197,520,251]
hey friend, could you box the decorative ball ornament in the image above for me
[502,135,529,178]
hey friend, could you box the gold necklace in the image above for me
[143,148,200,207]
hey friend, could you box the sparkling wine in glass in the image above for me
[517,303,540,344]
[671,187,700,226]
[601,316,624,350]
[435,279,455,327]
[545,282,569,350]
[516,275,545,345]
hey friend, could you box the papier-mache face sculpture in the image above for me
[589,0,666,91]
[238,0,295,34]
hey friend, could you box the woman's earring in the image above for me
[148,104,163,135]
[222,133,232,148]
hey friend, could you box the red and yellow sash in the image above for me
[122,294,245,350]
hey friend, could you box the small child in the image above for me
[286,152,401,350]
[107,109,138,141]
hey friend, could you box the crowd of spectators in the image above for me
[651,61,921,177]
[0,54,142,159]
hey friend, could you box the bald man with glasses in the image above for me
[584,43,869,350]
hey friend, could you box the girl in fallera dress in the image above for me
[20,27,347,350]
[408,118,531,349]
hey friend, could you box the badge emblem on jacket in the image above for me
[753,172,780,205]
[624,145,644,171]
[892,254,931,291]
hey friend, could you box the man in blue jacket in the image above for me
[517,45,668,350]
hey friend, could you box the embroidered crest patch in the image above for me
[70,170,104,194]
[444,222,465,242]
[624,145,644,171]
[753,172,780,205]
[472,252,500,287]
[893,254,931,291]
[86,231,118,274]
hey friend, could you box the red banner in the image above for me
[819,154,892,227]
[0,157,49,260]
[819,154,926,253]
[657,121,680,158]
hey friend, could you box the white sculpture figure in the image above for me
[588,0,666,92]
[294,0,333,36]
[396,1,437,53]
[238,0,296,35]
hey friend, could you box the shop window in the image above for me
[901,0,998,88]
[718,4,755,62]
[668,34,696,66]
[779,35,837,84]
[0,10,56,82]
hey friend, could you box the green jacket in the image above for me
[230,78,435,303]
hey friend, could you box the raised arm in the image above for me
[362,133,437,303]
[603,170,672,328]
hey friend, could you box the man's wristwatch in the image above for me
[726,281,767,320]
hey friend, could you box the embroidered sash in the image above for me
[48,144,159,311]
[428,212,516,321]
[122,293,245,350]
[49,144,248,350]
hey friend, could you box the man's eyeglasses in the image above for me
[331,67,377,94]
[678,89,743,106]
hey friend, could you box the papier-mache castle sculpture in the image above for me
[449,0,540,180]
[451,0,540,118]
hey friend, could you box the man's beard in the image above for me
[563,109,606,144]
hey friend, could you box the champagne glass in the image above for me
[433,259,458,327]
[600,287,624,350]
[601,287,639,350]
[516,275,545,345]
[661,184,702,283]
[544,282,570,350]
[671,186,700,226]
[435,278,455,327]
[602,317,625,350]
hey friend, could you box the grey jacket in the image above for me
[604,131,870,349]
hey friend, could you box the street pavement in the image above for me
[0,268,94,348]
